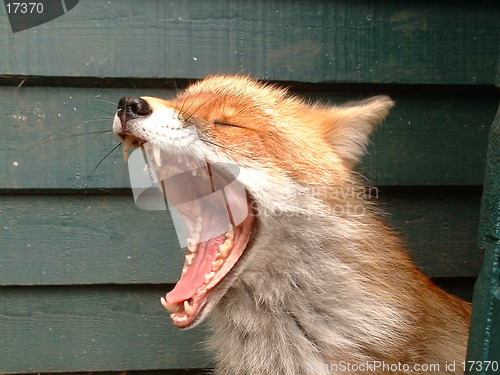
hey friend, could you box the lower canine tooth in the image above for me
[184,300,194,316]
[160,297,180,313]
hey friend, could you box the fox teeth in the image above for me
[160,297,180,313]
[212,259,224,271]
[218,239,233,259]
[185,253,195,266]
[195,220,203,234]
[171,314,188,323]
[122,136,134,162]
[187,236,199,252]
[184,300,194,316]
[190,218,202,237]
[204,271,215,284]
[187,233,200,250]
[153,145,162,167]
[187,240,198,253]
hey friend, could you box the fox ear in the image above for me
[324,96,394,166]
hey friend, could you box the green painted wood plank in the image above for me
[0,279,474,374]
[466,104,500,374]
[478,106,500,245]
[1,87,495,188]
[382,188,483,279]
[0,190,482,286]
[0,285,211,374]
[0,0,498,84]
[0,194,183,286]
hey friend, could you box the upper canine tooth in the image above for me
[122,136,134,163]
[153,145,162,167]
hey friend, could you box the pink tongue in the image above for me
[166,235,226,305]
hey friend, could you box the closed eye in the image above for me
[213,120,243,129]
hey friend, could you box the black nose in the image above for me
[117,96,152,132]
[118,96,152,117]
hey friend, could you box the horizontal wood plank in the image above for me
[381,188,483,278]
[0,0,498,84]
[0,285,211,374]
[0,194,183,286]
[0,278,475,374]
[1,87,495,188]
[0,189,482,286]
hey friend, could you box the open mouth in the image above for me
[120,134,255,328]
[162,208,254,328]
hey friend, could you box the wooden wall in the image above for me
[0,1,499,373]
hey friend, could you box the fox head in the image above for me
[113,75,393,328]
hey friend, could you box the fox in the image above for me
[113,75,471,375]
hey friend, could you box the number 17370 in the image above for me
[6,2,44,14]
[463,361,499,372]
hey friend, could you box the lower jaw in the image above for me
[162,205,255,329]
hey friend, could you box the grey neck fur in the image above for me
[206,204,410,375]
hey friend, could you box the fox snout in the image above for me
[116,96,152,133]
